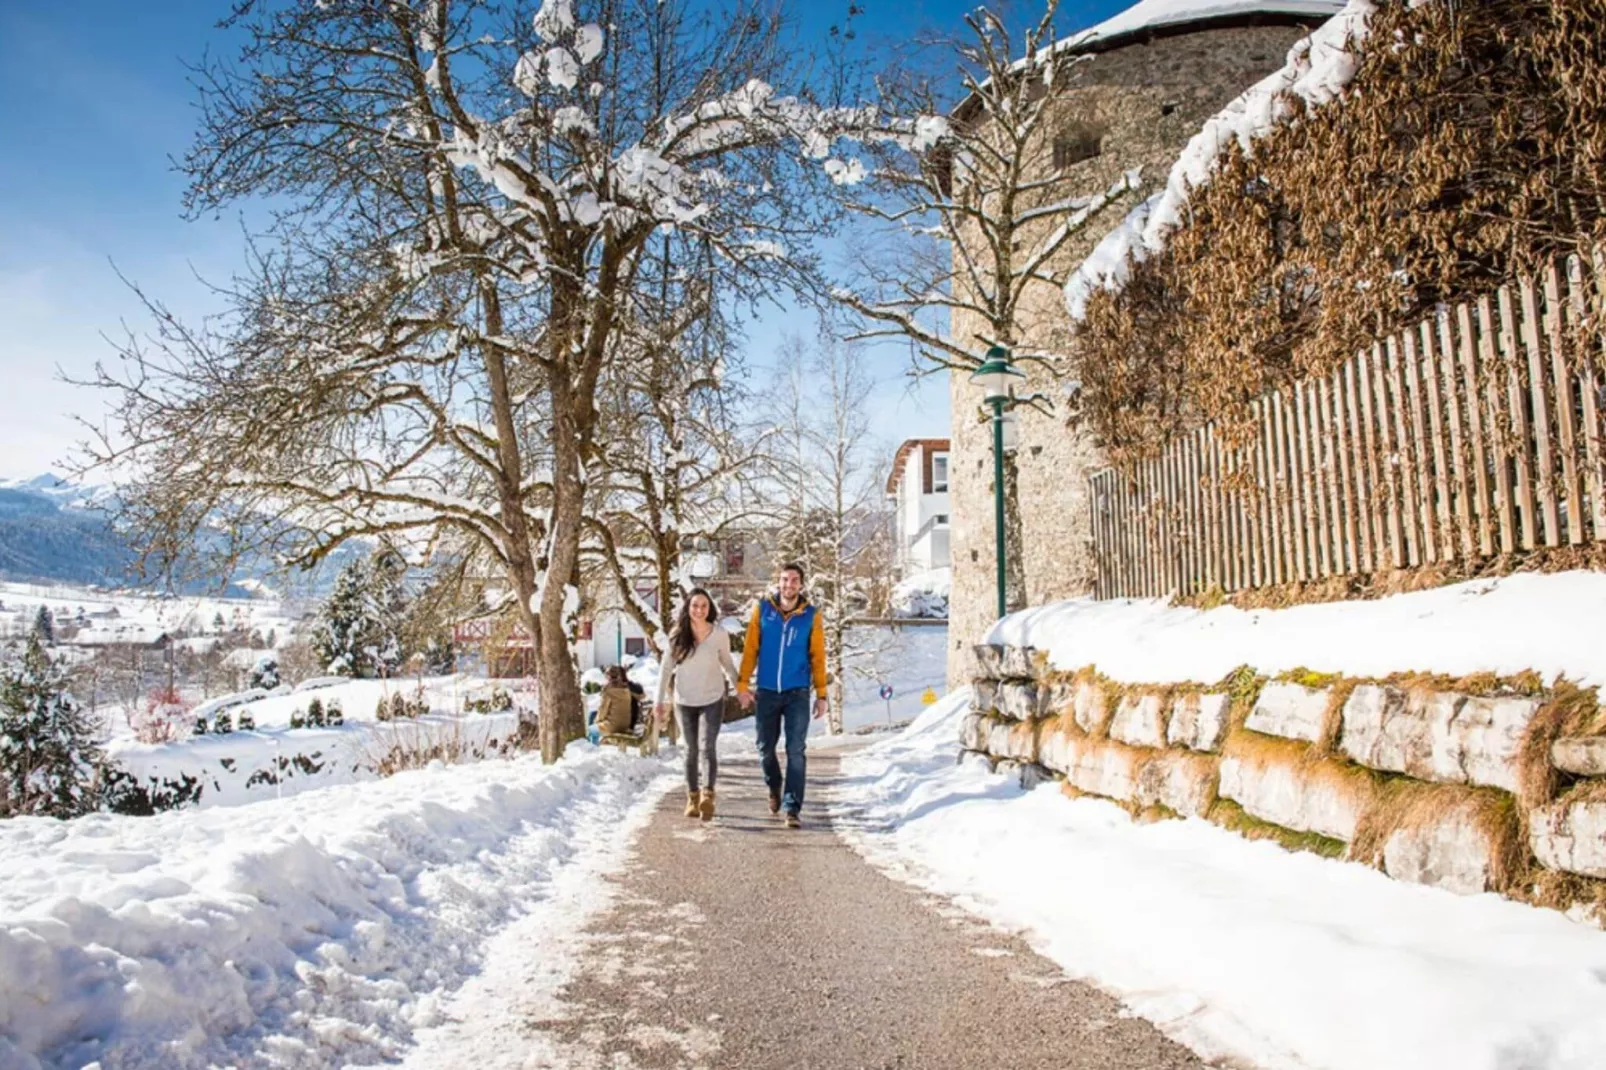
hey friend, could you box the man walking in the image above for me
[737,561,827,828]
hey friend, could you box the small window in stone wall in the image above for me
[1053,121,1105,169]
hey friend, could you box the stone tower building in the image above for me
[946,0,1344,685]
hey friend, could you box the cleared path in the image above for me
[525,750,1213,1070]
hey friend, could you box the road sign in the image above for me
[878,684,894,700]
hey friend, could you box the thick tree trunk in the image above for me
[536,372,589,764]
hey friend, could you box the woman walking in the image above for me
[655,588,737,821]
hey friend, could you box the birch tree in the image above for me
[767,334,889,733]
[827,0,1139,612]
[80,0,861,761]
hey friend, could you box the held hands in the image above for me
[813,697,827,720]
[737,689,754,711]
[653,703,670,728]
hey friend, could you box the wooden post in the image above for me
[1402,328,1437,564]
[1436,309,1475,560]
[1577,252,1606,539]
[1372,342,1404,568]
[1542,260,1585,545]
[1479,295,1518,552]
[1386,336,1422,567]
[1418,321,1455,561]
[1498,285,1538,550]
[1339,359,1364,573]
[1518,275,1559,546]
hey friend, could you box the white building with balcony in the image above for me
[886,438,951,577]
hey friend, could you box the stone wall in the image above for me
[947,24,1313,686]
[963,647,1606,919]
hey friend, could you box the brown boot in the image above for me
[768,787,781,815]
[684,791,700,818]
[699,787,716,822]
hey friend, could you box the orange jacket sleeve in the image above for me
[809,609,828,693]
[736,603,762,692]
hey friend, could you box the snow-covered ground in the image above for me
[834,691,1606,1070]
[0,579,298,647]
[0,742,675,1070]
[839,623,948,733]
[990,570,1606,689]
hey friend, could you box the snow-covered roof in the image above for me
[1054,0,1345,55]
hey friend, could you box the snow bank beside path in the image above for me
[0,744,673,1069]
[989,571,1606,689]
[835,692,1606,1070]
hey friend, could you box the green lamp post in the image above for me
[970,345,1026,620]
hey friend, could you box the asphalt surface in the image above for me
[528,750,1214,1070]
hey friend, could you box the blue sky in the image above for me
[0,0,1135,481]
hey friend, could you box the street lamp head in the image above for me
[969,345,1026,401]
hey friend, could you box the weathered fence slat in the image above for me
[1419,321,1455,560]
[1518,276,1559,546]
[1543,261,1586,545]
[1336,363,1361,571]
[1437,309,1475,559]
[1579,253,1606,539]
[1402,328,1437,563]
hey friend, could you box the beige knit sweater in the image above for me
[656,628,738,707]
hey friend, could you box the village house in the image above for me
[886,438,951,578]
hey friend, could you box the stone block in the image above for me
[1245,681,1331,743]
[1110,692,1168,749]
[1063,739,1146,803]
[1340,685,1540,793]
[969,680,999,715]
[995,681,1040,721]
[1553,737,1606,777]
[1000,645,1039,680]
[1380,801,1506,896]
[1039,677,1078,717]
[1136,751,1219,818]
[971,644,1005,680]
[1168,692,1230,752]
[959,712,990,754]
[987,718,1038,764]
[1532,791,1606,879]
[1073,680,1112,736]
[1218,750,1371,842]
[1036,716,1082,775]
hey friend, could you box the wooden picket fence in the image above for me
[1089,249,1606,600]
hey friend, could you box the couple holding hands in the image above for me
[653,561,827,829]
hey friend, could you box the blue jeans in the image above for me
[755,687,810,814]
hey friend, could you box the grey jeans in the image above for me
[676,700,723,793]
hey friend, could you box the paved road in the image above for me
[527,751,1213,1070]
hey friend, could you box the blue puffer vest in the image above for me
[754,598,816,693]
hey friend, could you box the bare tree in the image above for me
[79,0,859,761]
[767,333,889,733]
[827,0,1138,611]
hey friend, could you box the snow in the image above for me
[1063,0,1371,319]
[834,690,1606,1070]
[838,624,949,733]
[890,567,950,619]
[986,570,1606,689]
[544,45,579,90]
[0,742,673,1069]
[573,23,605,65]
[1055,0,1345,54]
[532,0,575,43]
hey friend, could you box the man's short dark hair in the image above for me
[780,561,806,583]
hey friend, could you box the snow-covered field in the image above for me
[0,742,674,1070]
[0,579,298,648]
[991,570,1606,689]
[834,691,1606,1070]
[839,623,948,733]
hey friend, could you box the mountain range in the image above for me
[0,475,347,597]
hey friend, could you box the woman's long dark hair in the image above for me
[669,587,717,664]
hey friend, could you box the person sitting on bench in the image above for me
[596,666,637,737]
